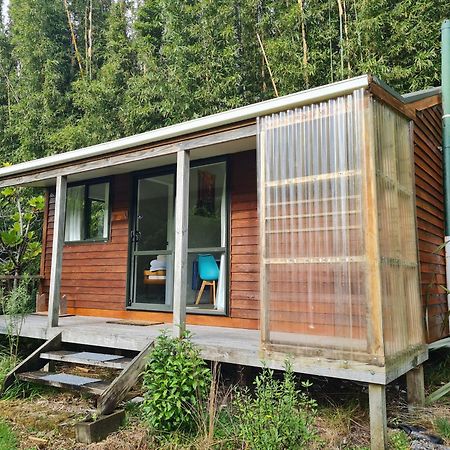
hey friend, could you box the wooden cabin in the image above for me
[0,75,445,448]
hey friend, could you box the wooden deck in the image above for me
[0,314,421,385]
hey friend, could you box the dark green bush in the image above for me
[233,365,317,449]
[141,330,211,434]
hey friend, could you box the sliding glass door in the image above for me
[129,173,175,310]
[128,160,227,313]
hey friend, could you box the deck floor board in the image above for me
[0,314,392,384]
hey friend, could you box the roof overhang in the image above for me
[0,74,441,188]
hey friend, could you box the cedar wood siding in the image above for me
[40,104,447,341]
[413,104,447,342]
[41,151,259,329]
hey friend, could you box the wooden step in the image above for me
[40,350,132,370]
[17,371,110,396]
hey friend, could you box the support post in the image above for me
[258,123,270,347]
[363,99,385,363]
[406,364,425,407]
[48,176,67,328]
[369,383,387,450]
[173,150,190,338]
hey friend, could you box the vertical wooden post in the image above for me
[48,176,67,328]
[363,97,385,362]
[369,383,387,450]
[406,365,425,407]
[173,150,190,338]
[258,123,270,346]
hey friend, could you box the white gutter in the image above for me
[0,75,370,179]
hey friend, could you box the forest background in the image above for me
[0,0,448,165]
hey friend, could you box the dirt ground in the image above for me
[1,384,449,450]
[2,350,450,449]
[0,391,150,450]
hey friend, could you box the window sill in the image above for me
[64,239,110,245]
[126,304,228,317]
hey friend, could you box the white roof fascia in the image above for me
[0,75,370,180]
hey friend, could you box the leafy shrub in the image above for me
[141,330,211,434]
[233,364,317,449]
[389,430,409,450]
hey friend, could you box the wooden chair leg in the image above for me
[195,281,207,305]
[212,280,216,306]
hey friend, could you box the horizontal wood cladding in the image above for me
[229,151,259,328]
[413,104,447,343]
[41,151,260,329]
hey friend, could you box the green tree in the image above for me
[355,0,450,92]
[0,186,44,278]
[160,0,244,123]
[55,0,136,149]
[7,0,73,162]
[0,6,14,164]
[121,0,166,134]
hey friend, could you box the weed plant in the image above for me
[231,364,318,449]
[389,430,409,450]
[142,330,211,435]
[435,417,450,441]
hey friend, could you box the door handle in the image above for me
[131,231,141,243]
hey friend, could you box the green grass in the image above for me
[435,417,450,440]
[0,420,17,450]
[0,352,16,386]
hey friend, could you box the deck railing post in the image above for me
[173,150,190,338]
[48,175,67,328]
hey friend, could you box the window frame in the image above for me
[64,177,112,244]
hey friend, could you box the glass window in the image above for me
[65,182,110,242]
[187,161,227,312]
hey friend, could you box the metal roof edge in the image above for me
[402,86,442,103]
[0,75,370,180]
[370,75,406,103]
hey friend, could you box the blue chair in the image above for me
[195,254,220,306]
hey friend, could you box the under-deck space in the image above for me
[0,314,425,385]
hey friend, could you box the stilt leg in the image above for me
[369,383,387,450]
[406,365,425,407]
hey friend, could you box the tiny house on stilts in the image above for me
[0,75,446,449]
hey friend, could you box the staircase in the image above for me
[2,333,154,416]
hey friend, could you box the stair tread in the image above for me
[18,371,110,395]
[40,350,132,369]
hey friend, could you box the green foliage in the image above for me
[0,0,448,168]
[435,417,450,440]
[389,430,409,450]
[7,0,73,161]
[0,420,17,450]
[141,330,211,434]
[0,187,44,276]
[233,365,317,449]
[1,281,33,361]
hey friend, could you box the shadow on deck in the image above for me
[0,314,262,369]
